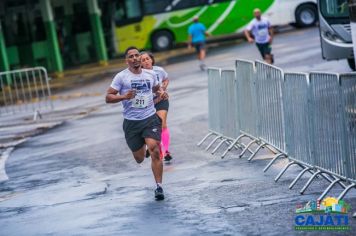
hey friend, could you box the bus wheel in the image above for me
[347,58,356,71]
[151,31,174,51]
[295,4,318,28]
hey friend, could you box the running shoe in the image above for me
[200,64,206,71]
[145,149,150,158]
[164,152,172,162]
[155,186,165,200]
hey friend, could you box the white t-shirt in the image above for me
[110,68,158,120]
[152,66,168,86]
[246,17,271,44]
[152,66,168,100]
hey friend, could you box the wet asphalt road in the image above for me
[0,26,356,235]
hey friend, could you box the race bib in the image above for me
[131,94,149,108]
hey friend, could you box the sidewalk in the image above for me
[48,47,196,94]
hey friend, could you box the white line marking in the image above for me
[207,1,236,33]
[166,6,209,28]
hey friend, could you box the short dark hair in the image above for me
[140,51,155,65]
[125,46,139,57]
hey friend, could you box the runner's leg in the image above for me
[141,115,164,200]
[156,110,168,154]
[123,119,146,163]
[146,137,163,184]
[262,43,272,64]
[132,145,146,163]
[199,48,206,71]
[200,48,206,61]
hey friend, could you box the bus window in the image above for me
[320,0,348,18]
[143,0,170,15]
[114,0,143,25]
[126,0,142,18]
[211,0,233,3]
[172,0,209,11]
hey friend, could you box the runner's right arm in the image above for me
[244,29,254,43]
[105,87,135,103]
[244,22,254,43]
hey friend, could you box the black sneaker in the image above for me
[164,152,172,162]
[155,186,164,200]
[145,149,150,158]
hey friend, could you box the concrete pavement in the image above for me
[1,26,355,235]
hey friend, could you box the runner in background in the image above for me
[188,16,210,71]
[244,8,274,64]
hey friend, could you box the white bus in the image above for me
[317,0,354,70]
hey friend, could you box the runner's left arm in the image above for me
[151,72,168,100]
[162,80,169,91]
[161,69,169,91]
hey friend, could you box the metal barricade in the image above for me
[235,60,258,138]
[220,69,238,139]
[221,60,258,159]
[0,67,53,118]
[210,69,239,155]
[337,73,356,199]
[252,61,286,161]
[270,73,314,185]
[197,68,222,149]
[300,72,349,198]
[200,60,356,199]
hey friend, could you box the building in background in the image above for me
[0,0,109,76]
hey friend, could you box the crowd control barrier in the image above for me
[198,60,356,200]
[0,67,53,119]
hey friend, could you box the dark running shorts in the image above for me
[193,42,205,53]
[155,99,169,111]
[123,114,162,152]
[256,43,272,58]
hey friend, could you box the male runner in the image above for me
[105,46,168,200]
